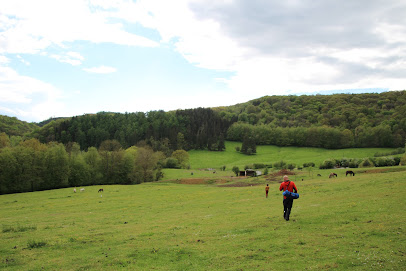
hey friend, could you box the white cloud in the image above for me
[0,55,9,64]
[0,66,67,121]
[51,51,84,66]
[83,65,117,74]
[0,0,159,55]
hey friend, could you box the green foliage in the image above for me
[359,158,374,168]
[273,160,286,169]
[303,162,315,168]
[232,166,239,176]
[374,147,405,157]
[164,157,179,169]
[171,149,189,169]
[0,115,38,136]
[27,240,47,249]
[319,159,336,169]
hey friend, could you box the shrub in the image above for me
[287,163,296,170]
[303,162,315,168]
[359,158,374,168]
[232,166,240,177]
[273,160,287,169]
[165,158,179,168]
[401,154,406,166]
[319,159,335,169]
[348,159,359,168]
[339,158,350,168]
[253,163,265,169]
[27,240,47,249]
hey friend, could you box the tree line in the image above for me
[29,108,230,152]
[1,91,406,150]
[0,133,190,195]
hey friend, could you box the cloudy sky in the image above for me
[1,0,405,122]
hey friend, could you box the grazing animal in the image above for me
[73,188,76,193]
[98,188,104,193]
[346,170,355,176]
[329,173,337,178]
[317,174,321,177]
[80,188,85,192]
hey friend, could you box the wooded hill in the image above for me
[2,91,406,150]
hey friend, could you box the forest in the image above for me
[3,90,403,150]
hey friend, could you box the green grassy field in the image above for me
[1,167,405,270]
[189,141,398,169]
[164,141,400,181]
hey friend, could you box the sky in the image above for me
[1,0,405,123]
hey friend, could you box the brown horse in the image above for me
[329,173,337,178]
[346,170,355,176]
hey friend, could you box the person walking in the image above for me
[265,184,270,198]
[279,175,298,221]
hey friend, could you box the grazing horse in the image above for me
[317,174,321,177]
[98,188,104,193]
[346,170,355,176]
[329,173,337,178]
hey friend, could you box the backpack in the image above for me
[282,181,299,199]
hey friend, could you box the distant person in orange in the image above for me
[265,184,270,198]
[279,175,298,221]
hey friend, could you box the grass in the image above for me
[0,167,405,270]
[188,141,399,170]
[163,141,401,181]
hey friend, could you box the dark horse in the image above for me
[346,170,355,176]
[329,173,337,178]
[98,188,104,192]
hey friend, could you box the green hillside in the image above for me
[0,115,38,136]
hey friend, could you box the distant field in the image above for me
[188,141,399,170]
[1,168,405,270]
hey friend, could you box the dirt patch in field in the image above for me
[217,182,262,187]
[264,169,296,183]
[176,178,231,185]
[359,168,406,174]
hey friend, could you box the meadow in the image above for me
[164,141,400,181]
[1,165,405,270]
[1,144,405,270]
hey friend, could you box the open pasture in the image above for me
[188,141,399,169]
[1,168,405,270]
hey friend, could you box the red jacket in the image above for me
[279,180,298,199]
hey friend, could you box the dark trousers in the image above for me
[283,198,294,220]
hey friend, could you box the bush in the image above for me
[164,157,179,168]
[253,163,265,169]
[273,160,287,169]
[319,159,335,169]
[287,163,296,170]
[339,158,350,168]
[359,158,374,168]
[401,154,406,166]
[375,157,396,167]
[232,166,240,177]
[303,162,315,168]
[348,159,360,168]
[27,240,47,249]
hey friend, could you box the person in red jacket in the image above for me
[279,175,298,221]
